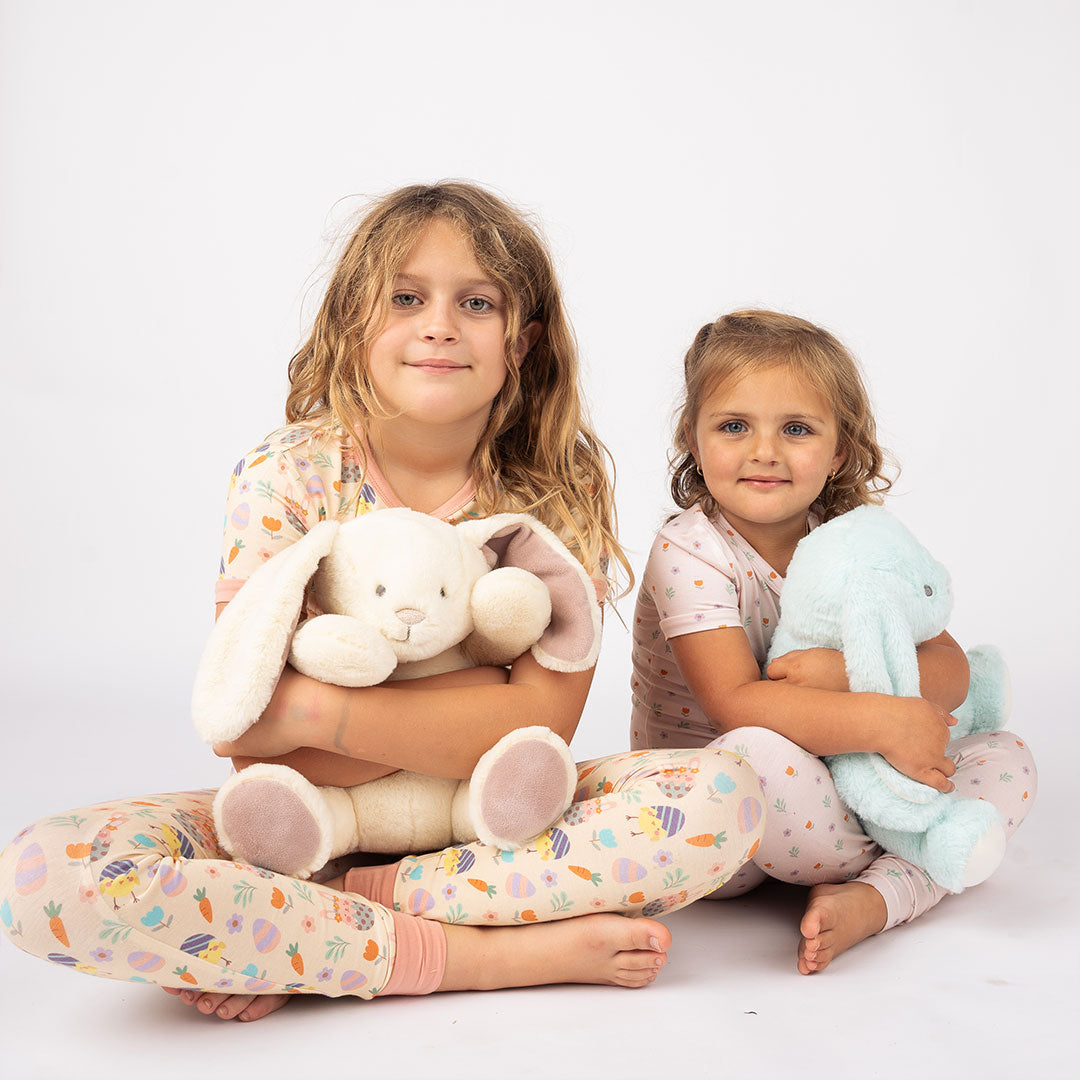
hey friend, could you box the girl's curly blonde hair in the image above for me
[286,181,630,592]
[671,310,894,521]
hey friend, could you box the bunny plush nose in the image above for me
[395,608,426,625]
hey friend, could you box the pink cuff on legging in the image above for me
[381,910,447,996]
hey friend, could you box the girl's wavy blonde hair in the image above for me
[671,309,894,521]
[286,181,630,592]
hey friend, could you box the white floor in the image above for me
[0,773,1071,1080]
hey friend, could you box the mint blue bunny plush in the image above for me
[767,506,1008,893]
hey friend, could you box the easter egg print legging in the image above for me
[0,747,764,999]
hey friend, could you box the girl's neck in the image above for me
[720,510,809,577]
[365,417,480,515]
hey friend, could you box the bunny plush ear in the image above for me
[191,521,341,744]
[455,513,602,672]
[838,595,922,698]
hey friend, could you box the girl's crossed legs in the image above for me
[0,746,764,1020]
[706,727,1037,973]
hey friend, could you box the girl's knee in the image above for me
[708,726,824,781]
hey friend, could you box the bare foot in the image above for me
[162,986,292,1022]
[441,912,672,992]
[797,882,887,975]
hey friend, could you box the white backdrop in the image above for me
[1,2,1076,1073]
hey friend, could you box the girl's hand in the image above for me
[213,667,340,760]
[876,697,957,793]
[766,648,849,692]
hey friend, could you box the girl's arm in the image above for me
[217,650,594,781]
[668,627,958,793]
[229,664,514,786]
[765,631,970,711]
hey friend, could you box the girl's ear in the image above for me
[684,419,699,461]
[513,320,543,365]
[830,444,847,475]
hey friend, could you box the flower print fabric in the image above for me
[217,423,480,607]
[631,504,805,749]
[0,754,766,997]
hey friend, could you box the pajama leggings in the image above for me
[706,728,1037,928]
[0,746,764,1000]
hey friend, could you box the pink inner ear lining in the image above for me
[482,526,595,663]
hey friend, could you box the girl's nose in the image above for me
[420,300,459,344]
[749,436,779,464]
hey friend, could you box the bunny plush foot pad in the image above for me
[470,726,578,851]
[214,766,332,878]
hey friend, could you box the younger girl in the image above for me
[0,184,765,1021]
[632,310,1036,973]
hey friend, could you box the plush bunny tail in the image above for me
[468,727,577,851]
[950,645,1011,741]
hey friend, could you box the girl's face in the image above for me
[365,219,536,433]
[689,365,844,545]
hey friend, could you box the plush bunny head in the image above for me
[192,508,602,744]
[312,509,493,664]
[770,506,953,697]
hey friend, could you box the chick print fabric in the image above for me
[0,748,764,998]
[217,423,480,608]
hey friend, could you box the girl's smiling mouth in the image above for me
[740,476,789,489]
[406,358,469,373]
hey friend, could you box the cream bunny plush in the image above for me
[192,507,601,879]
[767,506,1008,894]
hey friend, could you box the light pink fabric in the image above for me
[705,727,1037,929]
[631,505,816,748]
[632,500,1037,924]
[382,911,447,996]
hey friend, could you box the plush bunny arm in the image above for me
[457,513,601,673]
[950,645,1011,740]
[289,614,399,687]
[466,566,552,667]
[192,521,341,744]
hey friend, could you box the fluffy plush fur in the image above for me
[767,506,1007,893]
[192,508,601,878]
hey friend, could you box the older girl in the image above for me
[0,185,764,1020]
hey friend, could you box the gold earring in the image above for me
[696,463,704,477]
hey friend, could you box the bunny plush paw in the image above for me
[469,726,577,850]
[213,765,340,879]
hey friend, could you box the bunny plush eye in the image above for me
[924,585,933,596]
[440,587,446,598]
[375,584,386,597]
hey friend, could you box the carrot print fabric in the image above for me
[0,789,399,999]
[0,748,765,996]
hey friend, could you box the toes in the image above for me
[630,917,672,954]
[195,992,231,1015]
[236,994,291,1021]
[215,995,258,1020]
[615,965,662,988]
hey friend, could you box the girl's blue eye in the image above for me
[718,420,747,434]
[393,293,420,307]
[464,297,493,313]
[784,422,812,436]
